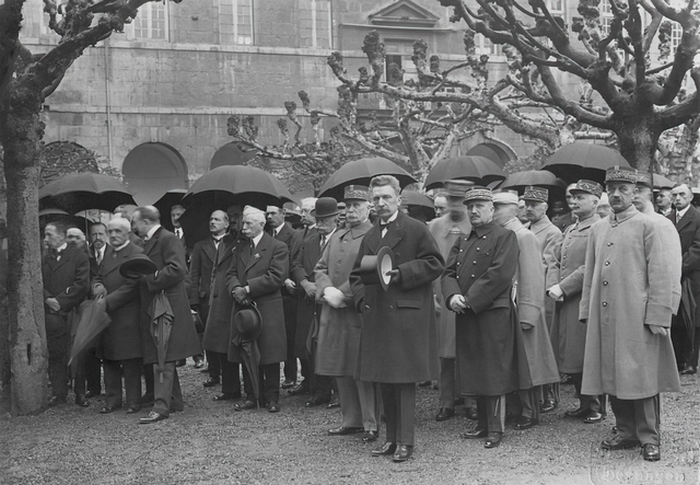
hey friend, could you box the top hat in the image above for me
[359,246,395,291]
[232,303,263,342]
[444,179,475,198]
[522,186,549,203]
[119,254,157,279]
[605,166,637,184]
[463,187,493,204]
[570,179,604,198]
[312,197,339,218]
[344,185,371,202]
[492,190,519,206]
[635,171,653,189]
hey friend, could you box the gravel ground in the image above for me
[2,364,699,485]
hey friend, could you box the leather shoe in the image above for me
[584,412,606,424]
[681,365,697,375]
[465,407,478,420]
[540,399,557,413]
[267,402,280,413]
[126,405,141,414]
[601,434,640,450]
[139,411,168,424]
[642,443,661,461]
[564,406,592,418]
[75,394,89,408]
[194,359,204,369]
[362,430,378,442]
[371,441,397,456]
[436,407,455,422]
[213,393,240,401]
[203,378,220,388]
[485,432,503,449]
[48,395,67,407]
[392,444,413,462]
[100,405,121,414]
[513,416,538,430]
[281,379,296,389]
[326,396,340,409]
[462,428,488,439]
[328,426,363,436]
[234,400,256,411]
[288,383,311,396]
[84,390,100,399]
[305,395,331,407]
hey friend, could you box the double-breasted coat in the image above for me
[94,242,143,361]
[291,229,327,358]
[504,218,559,386]
[139,226,201,364]
[226,232,288,365]
[314,221,372,376]
[669,206,700,325]
[427,214,472,359]
[441,221,532,396]
[529,215,563,329]
[580,206,681,399]
[546,213,600,372]
[200,235,236,354]
[349,211,444,383]
[43,244,90,314]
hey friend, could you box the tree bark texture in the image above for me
[2,108,49,415]
[611,110,663,172]
[0,154,9,412]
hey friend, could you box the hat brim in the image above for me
[119,256,157,279]
[233,305,263,341]
[359,246,394,291]
[312,210,340,218]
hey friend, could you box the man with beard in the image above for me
[580,166,680,461]
[428,180,475,422]
[442,188,530,449]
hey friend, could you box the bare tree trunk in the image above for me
[614,115,662,172]
[2,113,49,415]
[0,153,9,412]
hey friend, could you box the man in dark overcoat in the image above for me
[267,204,303,389]
[131,206,201,423]
[349,175,444,463]
[442,188,531,449]
[92,217,143,414]
[227,206,289,413]
[42,221,90,406]
[291,197,338,407]
[669,183,700,374]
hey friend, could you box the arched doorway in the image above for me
[210,143,256,169]
[122,143,188,205]
[466,142,515,168]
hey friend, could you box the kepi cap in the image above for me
[463,187,493,204]
[605,166,637,184]
[522,186,548,203]
[444,179,475,198]
[570,179,603,198]
[343,185,370,202]
[492,190,519,206]
[635,171,653,189]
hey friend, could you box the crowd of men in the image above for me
[41,166,696,463]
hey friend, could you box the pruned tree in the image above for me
[41,141,119,186]
[0,0,182,415]
[437,0,700,171]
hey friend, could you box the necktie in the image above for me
[213,237,221,250]
[320,235,326,248]
[51,248,60,261]
[380,220,392,238]
[96,250,102,265]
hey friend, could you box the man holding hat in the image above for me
[428,179,475,422]
[350,175,444,462]
[523,185,563,413]
[227,206,289,413]
[291,197,339,407]
[442,188,530,449]
[546,180,605,423]
[580,166,680,461]
[493,190,559,431]
[315,186,379,441]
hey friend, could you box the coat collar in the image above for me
[345,220,373,240]
[675,205,697,232]
[609,204,639,225]
[573,213,600,231]
[143,226,164,255]
[528,215,554,233]
[244,232,272,272]
[470,220,499,238]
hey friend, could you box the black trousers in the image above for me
[74,348,102,396]
[381,383,416,446]
[242,363,280,405]
[209,351,242,395]
[103,357,142,408]
[45,312,69,400]
[282,294,298,382]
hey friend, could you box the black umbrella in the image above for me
[68,300,111,367]
[153,189,187,232]
[651,173,675,190]
[39,173,136,213]
[424,156,505,190]
[318,157,417,201]
[542,142,630,184]
[499,170,567,204]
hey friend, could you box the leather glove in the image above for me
[547,285,564,301]
[92,283,108,299]
[323,287,347,309]
[449,294,467,314]
[386,268,401,285]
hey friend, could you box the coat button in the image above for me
[603,281,608,286]
[459,248,463,252]
[605,261,610,266]
[482,236,486,239]
[473,260,477,264]
[607,242,613,246]
[457,262,461,265]
[602,302,608,307]
[364,304,370,311]
[563,256,567,259]
[476,247,480,251]
[213,293,218,298]
[388,305,394,312]
[471,274,475,278]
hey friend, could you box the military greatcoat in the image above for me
[349,211,444,383]
[580,206,681,399]
[441,221,532,396]
[314,221,372,376]
[546,213,600,372]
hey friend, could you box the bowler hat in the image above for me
[119,254,157,279]
[232,304,263,342]
[312,197,339,218]
[522,186,549,203]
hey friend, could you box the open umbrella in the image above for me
[153,188,188,232]
[542,142,630,184]
[39,173,136,213]
[652,173,675,190]
[68,299,111,366]
[424,156,506,190]
[151,291,174,383]
[178,166,297,245]
[499,170,567,203]
[318,157,417,201]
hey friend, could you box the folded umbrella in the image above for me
[229,303,263,406]
[151,291,174,383]
[68,299,111,366]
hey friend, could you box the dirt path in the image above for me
[2,365,699,484]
